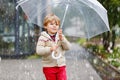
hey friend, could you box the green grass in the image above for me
[26,54,41,59]
[77,38,86,45]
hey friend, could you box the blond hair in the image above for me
[43,14,60,27]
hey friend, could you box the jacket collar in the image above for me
[41,31,51,38]
[41,31,59,42]
[41,31,56,41]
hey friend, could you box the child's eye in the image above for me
[50,23,53,25]
[50,23,57,25]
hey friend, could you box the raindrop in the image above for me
[0,57,1,62]
[102,63,105,67]
[30,64,33,68]
[111,72,116,77]
[93,58,98,64]
[89,76,94,80]
[20,52,23,55]
[24,65,27,68]
[85,63,90,68]
[25,71,30,75]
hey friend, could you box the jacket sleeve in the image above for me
[36,37,51,56]
[60,35,71,50]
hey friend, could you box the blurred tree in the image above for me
[98,0,120,51]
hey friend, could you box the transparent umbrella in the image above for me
[16,0,110,59]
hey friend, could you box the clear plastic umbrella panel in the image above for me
[16,0,110,59]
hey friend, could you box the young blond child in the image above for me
[36,13,71,80]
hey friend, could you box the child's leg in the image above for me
[43,67,57,80]
[57,66,67,80]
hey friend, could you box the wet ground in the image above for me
[0,43,102,80]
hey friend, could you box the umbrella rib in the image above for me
[72,2,90,39]
[16,0,29,10]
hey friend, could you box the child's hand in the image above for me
[58,29,63,41]
[50,45,58,52]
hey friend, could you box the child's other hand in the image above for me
[58,29,63,41]
[50,45,58,52]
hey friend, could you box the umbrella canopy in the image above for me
[16,0,110,39]
[16,0,110,59]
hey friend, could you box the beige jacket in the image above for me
[36,31,71,67]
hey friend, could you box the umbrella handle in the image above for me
[52,51,62,59]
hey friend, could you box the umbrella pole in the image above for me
[52,4,69,59]
[56,4,69,42]
[60,4,69,28]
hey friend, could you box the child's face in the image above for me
[45,20,59,35]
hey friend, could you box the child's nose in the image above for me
[53,24,57,27]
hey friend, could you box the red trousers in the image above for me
[43,66,67,80]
